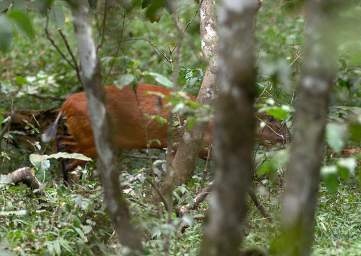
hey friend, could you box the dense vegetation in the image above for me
[0,1,360,255]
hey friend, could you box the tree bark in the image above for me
[276,1,338,255]
[68,0,143,252]
[161,0,217,198]
[200,1,259,255]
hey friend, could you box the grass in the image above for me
[1,163,361,255]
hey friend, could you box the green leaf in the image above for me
[30,153,91,170]
[337,157,357,177]
[15,76,27,86]
[115,74,135,88]
[349,117,361,142]
[44,152,92,161]
[257,149,289,176]
[0,108,4,124]
[142,0,152,8]
[326,123,347,153]
[321,165,339,193]
[7,10,34,39]
[145,71,174,88]
[145,0,165,22]
[0,15,12,52]
[29,154,51,171]
[260,105,292,121]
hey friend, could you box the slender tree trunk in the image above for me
[161,0,217,198]
[68,0,143,252]
[276,1,337,255]
[200,1,259,255]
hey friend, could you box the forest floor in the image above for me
[0,152,361,255]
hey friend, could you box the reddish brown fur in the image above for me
[58,84,289,167]
[59,84,180,158]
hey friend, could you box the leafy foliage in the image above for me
[0,0,359,255]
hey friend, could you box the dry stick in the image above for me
[0,111,13,152]
[177,181,271,220]
[2,167,42,190]
[248,189,271,221]
[178,181,214,216]
[145,178,170,213]
[58,29,83,86]
[202,144,212,179]
[177,186,271,234]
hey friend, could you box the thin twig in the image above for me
[27,93,66,101]
[170,13,185,86]
[58,29,83,85]
[44,15,75,69]
[248,189,272,222]
[122,153,160,160]
[106,11,127,80]
[97,0,108,51]
[145,178,170,212]
[120,37,172,64]
[0,112,12,143]
[178,181,213,216]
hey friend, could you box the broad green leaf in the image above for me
[337,157,357,177]
[116,74,135,87]
[321,165,339,193]
[44,152,92,161]
[0,15,12,52]
[145,71,174,88]
[145,0,165,22]
[257,159,274,176]
[7,10,34,38]
[260,105,292,121]
[15,76,27,86]
[349,115,361,142]
[326,123,347,153]
[30,153,91,170]
[29,154,51,171]
[0,108,4,124]
[257,149,289,176]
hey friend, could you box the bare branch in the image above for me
[44,15,75,69]
[1,167,42,190]
[58,29,83,85]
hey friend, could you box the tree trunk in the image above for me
[68,0,143,252]
[275,1,338,255]
[200,1,259,255]
[161,0,217,198]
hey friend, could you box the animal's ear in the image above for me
[41,112,62,143]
